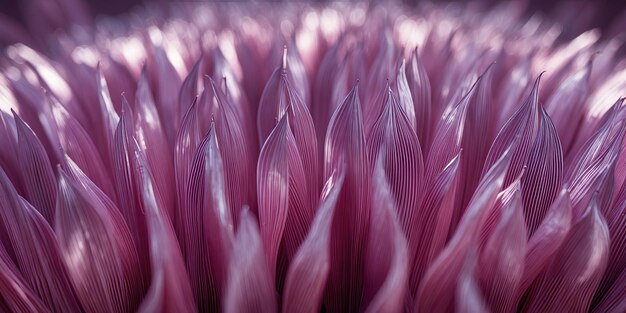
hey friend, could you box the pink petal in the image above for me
[415,144,513,312]
[183,122,233,311]
[14,112,57,223]
[522,197,610,313]
[478,188,527,313]
[522,108,564,235]
[178,55,202,122]
[366,84,424,243]
[0,243,49,313]
[135,152,196,313]
[520,187,573,293]
[323,82,370,312]
[0,168,81,313]
[406,48,432,149]
[282,169,345,313]
[134,67,175,220]
[223,209,276,313]
[409,153,461,298]
[362,157,409,313]
[56,169,143,313]
[455,249,490,313]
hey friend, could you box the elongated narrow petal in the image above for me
[407,48,433,149]
[416,145,512,312]
[0,243,50,313]
[178,56,202,121]
[592,268,626,313]
[520,187,573,293]
[523,197,610,313]
[282,169,344,313]
[135,151,196,313]
[546,59,592,153]
[522,108,564,235]
[183,123,234,311]
[211,78,256,223]
[224,209,276,313]
[396,59,416,129]
[363,157,409,313]
[455,249,490,313]
[56,169,143,313]
[14,112,57,223]
[135,67,175,220]
[409,153,461,297]
[366,84,423,243]
[478,189,527,313]
[46,91,116,201]
[150,46,182,145]
[0,168,82,313]
[323,83,370,312]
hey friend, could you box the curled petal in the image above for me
[363,157,409,313]
[56,169,143,313]
[416,144,512,312]
[223,209,276,313]
[520,187,573,293]
[0,168,81,313]
[135,152,196,313]
[14,112,57,223]
[183,123,233,311]
[323,83,370,312]
[282,169,345,313]
[478,189,527,313]
[523,197,610,313]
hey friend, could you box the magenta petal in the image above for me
[175,100,200,244]
[520,187,573,293]
[523,197,610,313]
[178,55,202,121]
[46,92,116,201]
[96,64,120,150]
[282,170,344,313]
[478,188,527,313]
[522,108,564,235]
[406,48,432,149]
[323,83,370,312]
[362,158,409,313]
[366,84,423,246]
[134,67,176,221]
[223,209,276,313]
[150,46,182,145]
[415,144,512,312]
[592,268,626,313]
[409,153,461,297]
[455,249,490,313]
[135,153,196,313]
[14,112,57,223]
[56,169,143,313]
[0,243,49,313]
[183,123,233,311]
[545,59,592,153]
[395,60,416,130]
[0,168,82,313]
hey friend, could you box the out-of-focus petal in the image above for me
[223,209,276,313]
[134,67,175,220]
[282,169,344,313]
[362,157,409,313]
[455,249,490,313]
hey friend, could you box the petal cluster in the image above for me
[0,1,625,313]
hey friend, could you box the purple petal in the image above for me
[281,169,344,313]
[56,169,143,313]
[0,168,82,313]
[135,152,196,313]
[522,197,610,313]
[14,112,57,223]
[323,82,370,312]
[223,209,276,313]
[183,122,233,311]
[362,157,409,313]
[406,48,432,149]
